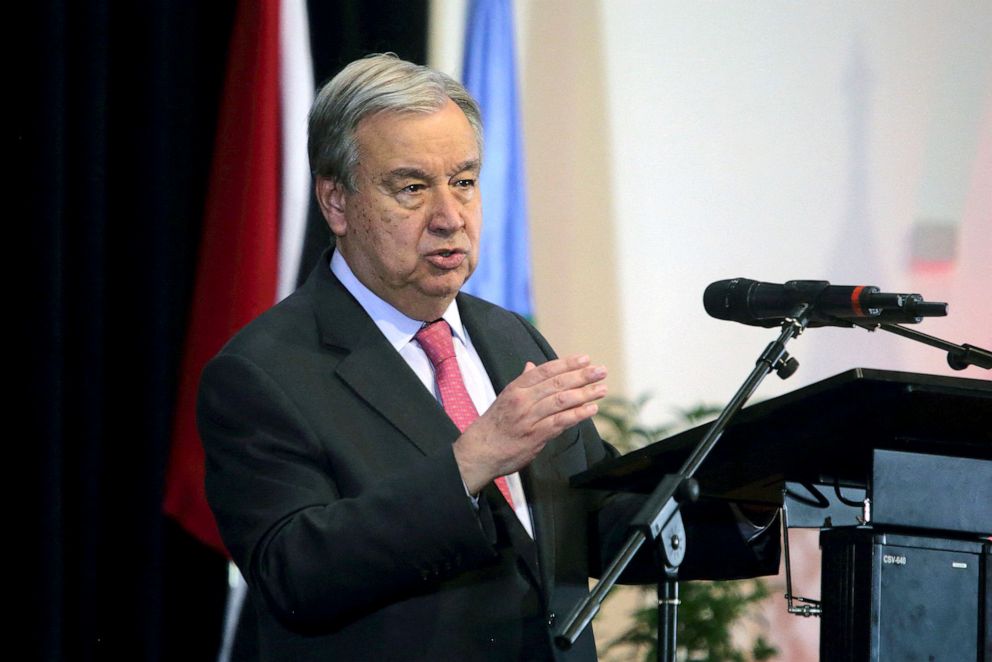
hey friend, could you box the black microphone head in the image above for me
[703,278,757,321]
[703,278,781,327]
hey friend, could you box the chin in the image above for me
[419,278,466,303]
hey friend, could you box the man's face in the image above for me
[318,99,482,321]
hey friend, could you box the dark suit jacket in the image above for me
[198,251,779,661]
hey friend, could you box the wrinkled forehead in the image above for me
[354,101,480,165]
[356,100,482,157]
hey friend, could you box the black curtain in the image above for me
[20,2,426,660]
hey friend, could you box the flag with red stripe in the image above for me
[164,0,312,556]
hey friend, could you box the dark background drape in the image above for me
[20,2,427,659]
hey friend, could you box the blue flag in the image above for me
[461,0,533,318]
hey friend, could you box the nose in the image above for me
[428,189,465,234]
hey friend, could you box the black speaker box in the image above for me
[820,528,989,661]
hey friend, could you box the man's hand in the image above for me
[453,355,607,495]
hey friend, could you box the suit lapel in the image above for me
[308,253,461,458]
[305,261,562,595]
[459,295,560,594]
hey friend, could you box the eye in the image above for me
[453,179,476,189]
[401,183,426,194]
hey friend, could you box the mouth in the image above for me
[425,248,468,270]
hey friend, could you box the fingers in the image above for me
[512,354,593,388]
[453,354,608,487]
[530,379,607,422]
[512,355,607,402]
[535,364,607,402]
[502,354,608,432]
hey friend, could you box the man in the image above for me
[199,53,777,661]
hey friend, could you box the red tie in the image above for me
[415,320,515,509]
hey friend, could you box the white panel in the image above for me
[598,1,992,425]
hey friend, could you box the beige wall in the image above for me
[518,2,627,391]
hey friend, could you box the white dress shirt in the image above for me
[331,250,535,537]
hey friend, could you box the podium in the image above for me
[572,368,992,661]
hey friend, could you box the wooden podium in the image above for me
[572,368,991,660]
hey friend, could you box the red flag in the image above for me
[164,0,282,555]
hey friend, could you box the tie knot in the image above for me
[416,319,456,368]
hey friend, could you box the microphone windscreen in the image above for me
[703,278,754,321]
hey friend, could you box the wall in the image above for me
[597,1,991,423]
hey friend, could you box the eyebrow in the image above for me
[450,159,481,176]
[384,167,432,184]
[382,159,481,186]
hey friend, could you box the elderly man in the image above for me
[199,53,778,661]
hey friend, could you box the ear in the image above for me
[315,176,348,237]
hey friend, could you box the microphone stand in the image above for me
[554,304,814,659]
[854,321,992,371]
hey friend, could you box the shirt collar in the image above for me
[330,249,467,352]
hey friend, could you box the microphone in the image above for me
[703,278,947,327]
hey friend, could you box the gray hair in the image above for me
[308,53,483,191]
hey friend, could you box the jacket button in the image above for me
[547,611,556,627]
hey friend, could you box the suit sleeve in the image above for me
[198,352,500,634]
[592,487,781,583]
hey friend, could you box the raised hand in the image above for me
[453,354,608,495]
